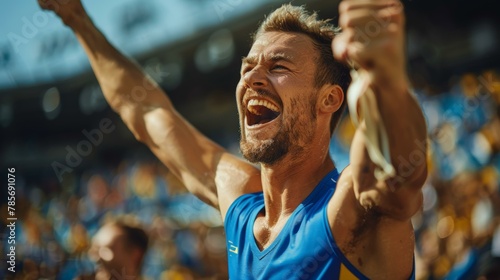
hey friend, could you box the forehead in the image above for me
[246,32,317,62]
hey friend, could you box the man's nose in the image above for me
[243,66,268,89]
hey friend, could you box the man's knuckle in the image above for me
[339,2,351,13]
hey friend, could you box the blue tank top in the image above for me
[224,168,415,279]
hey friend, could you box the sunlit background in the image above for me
[1,0,500,279]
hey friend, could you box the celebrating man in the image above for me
[39,0,427,278]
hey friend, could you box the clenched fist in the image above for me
[38,0,86,25]
[333,0,407,91]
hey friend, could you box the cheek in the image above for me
[235,84,245,108]
[236,79,247,96]
[273,75,314,99]
[276,75,288,85]
[284,96,317,124]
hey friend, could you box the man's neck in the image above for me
[258,154,335,227]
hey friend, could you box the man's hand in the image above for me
[333,0,407,91]
[38,0,86,25]
[332,0,427,220]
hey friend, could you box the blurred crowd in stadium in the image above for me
[1,70,500,279]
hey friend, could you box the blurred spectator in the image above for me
[76,220,149,280]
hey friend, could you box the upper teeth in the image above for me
[247,99,279,113]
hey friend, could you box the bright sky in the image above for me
[0,0,275,90]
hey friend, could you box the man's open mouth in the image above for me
[246,99,280,126]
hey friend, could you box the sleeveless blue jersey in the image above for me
[224,169,415,279]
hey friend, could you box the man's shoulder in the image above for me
[223,190,263,226]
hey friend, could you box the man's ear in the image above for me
[318,84,344,114]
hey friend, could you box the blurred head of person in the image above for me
[88,221,149,280]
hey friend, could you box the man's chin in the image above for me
[240,139,287,165]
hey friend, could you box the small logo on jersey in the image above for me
[228,241,238,254]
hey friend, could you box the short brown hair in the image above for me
[254,4,351,134]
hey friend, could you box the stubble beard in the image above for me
[240,97,317,165]
[240,125,291,165]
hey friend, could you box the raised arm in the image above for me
[333,0,427,221]
[38,0,261,216]
[325,1,427,277]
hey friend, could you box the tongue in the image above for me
[254,105,270,115]
[248,105,279,125]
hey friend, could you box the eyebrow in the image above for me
[241,53,294,65]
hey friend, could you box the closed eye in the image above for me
[271,64,289,71]
[241,65,253,75]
